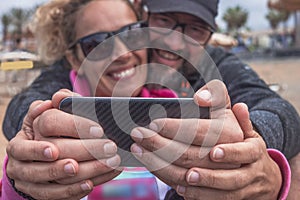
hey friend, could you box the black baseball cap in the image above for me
[142,0,219,30]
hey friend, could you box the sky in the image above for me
[0,0,295,33]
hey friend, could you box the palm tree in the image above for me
[222,5,249,35]
[10,8,32,35]
[1,14,12,43]
[266,9,290,48]
[266,10,282,31]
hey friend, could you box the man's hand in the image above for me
[177,103,282,200]
[130,80,282,199]
[130,80,243,184]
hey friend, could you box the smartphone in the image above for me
[59,97,210,166]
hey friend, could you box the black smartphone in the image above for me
[59,97,210,166]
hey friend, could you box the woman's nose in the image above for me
[111,37,133,61]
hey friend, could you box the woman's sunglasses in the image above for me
[69,21,148,61]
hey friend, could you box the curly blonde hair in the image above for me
[30,0,137,65]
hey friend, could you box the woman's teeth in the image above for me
[112,68,135,79]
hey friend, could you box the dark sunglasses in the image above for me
[69,21,148,61]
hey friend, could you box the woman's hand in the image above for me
[6,89,122,200]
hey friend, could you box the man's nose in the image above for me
[163,27,186,51]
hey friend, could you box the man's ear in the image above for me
[65,50,83,75]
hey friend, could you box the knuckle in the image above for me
[180,149,197,167]
[92,160,106,171]
[172,171,186,185]
[6,161,16,179]
[233,171,246,189]
[200,172,217,187]
[39,110,57,133]
[6,141,15,156]
[33,189,51,200]
[148,136,159,151]
[22,168,38,182]
[48,166,60,179]
[66,185,78,198]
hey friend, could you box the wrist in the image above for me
[3,156,36,200]
[267,149,291,200]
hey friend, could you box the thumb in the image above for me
[232,103,257,139]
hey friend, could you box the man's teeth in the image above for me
[158,50,180,60]
[112,68,135,79]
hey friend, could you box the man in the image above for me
[128,0,300,199]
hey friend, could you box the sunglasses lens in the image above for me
[79,22,148,61]
[80,34,111,61]
[120,23,149,50]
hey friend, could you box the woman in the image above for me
[2,0,175,199]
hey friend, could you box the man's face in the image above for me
[148,12,213,70]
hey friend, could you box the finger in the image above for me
[210,138,262,164]
[148,118,232,146]
[7,159,79,182]
[23,100,53,138]
[148,118,211,146]
[16,179,93,200]
[131,127,237,169]
[193,80,231,111]
[45,138,117,161]
[176,185,243,200]
[35,109,103,139]
[232,103,257,138]
[52,89,81,108]
[7,133,59,161]
[130,143,188,187]
[57,156,121,184]
[148,113,243,147]
[91,169,123,186]
[185,166,253,190]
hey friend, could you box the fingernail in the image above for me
[131,129,143,143]
[64,162,76,176]
[187,171,199,183]
[106,156,120,168]
[44,147,53,159]
[149,122,158,132]
[197,90,211,101]
[90,126,103,138]
[81,181,92,191]
[104,142,117,156]
[131,144,143,157]
[176,185,186,195]
[213,148,224,159]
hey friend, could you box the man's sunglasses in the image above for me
[69,21,148,61]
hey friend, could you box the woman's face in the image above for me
[69,0,147,97]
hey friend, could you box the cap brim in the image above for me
[145,0,216,30]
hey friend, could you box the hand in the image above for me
[130,80,244,186]
[176,103,282,200]
[6,89,122,200]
